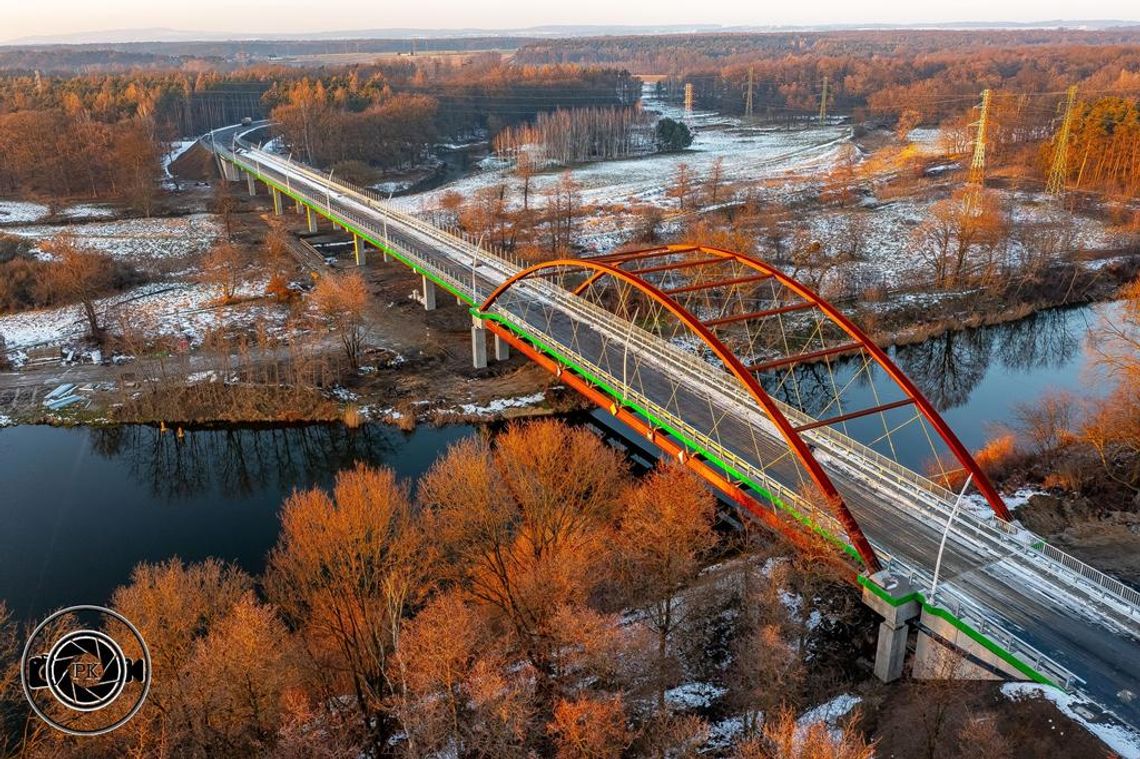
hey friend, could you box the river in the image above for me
[0,302,1120,619]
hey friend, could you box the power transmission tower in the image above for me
[967,88,991,188]
[684,82,694,120]
[1046,85,1078,196]
[745,66,754,119]
[818,75,829,124]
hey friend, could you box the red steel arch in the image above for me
[629,244,1014,524]
[481,257,885,572]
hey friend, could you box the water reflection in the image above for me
[85,424,422,500]
[0,423,475,619]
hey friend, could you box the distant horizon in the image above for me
[5,18,1140,46]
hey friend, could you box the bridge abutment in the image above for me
[912,607,1028,682]
[471,317,488,369]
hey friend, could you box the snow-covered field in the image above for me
[394,88,846,218]
[0,278,282,351]
[7,214,221,265]
[1,200,117,226]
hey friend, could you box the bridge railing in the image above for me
[205,127,1140,624]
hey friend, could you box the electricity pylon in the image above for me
[964,88,992,213]
[967,88,991,188]
[818,75,829,125]
[1046,85,1078,196]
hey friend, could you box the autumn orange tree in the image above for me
[266,463,429,751]
[417,420,627,686]
[613,463,717,711]
[199,241,248,304]
[312,271,369,369]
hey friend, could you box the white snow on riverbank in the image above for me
[454,392,546,416]
[1003,683,1140,758]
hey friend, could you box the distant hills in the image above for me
[6,20,1139,47]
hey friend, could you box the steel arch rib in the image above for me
[481,258,884,572]
[656,244,1014,524]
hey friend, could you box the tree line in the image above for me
[492,105,654,167]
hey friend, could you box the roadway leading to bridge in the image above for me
[207,124,1140,733]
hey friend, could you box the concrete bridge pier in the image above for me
[295,198,303,214]
[271,187,282,216]
[862,573,920,683]
[353,235,365,266]
[471,317,488,369]
[421,276,437,311]
[494,333,511,361]
[306,206,318,233]
[221,161,240,182]
[382,250,391,263]
[246,171,257,196]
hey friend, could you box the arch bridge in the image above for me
[204,123,1140,732]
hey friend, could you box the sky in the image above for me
[3,0,1139,42]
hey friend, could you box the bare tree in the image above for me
[38,234,115,339]
[312,271,369,369]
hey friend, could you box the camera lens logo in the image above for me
[21,605,151,736]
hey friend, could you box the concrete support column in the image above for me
[353,235,365,266]
[862,573,921,684]
[456,296,465,306]
[222,161,240,182]
[295,198,303,214]
[271,187,282,216]
[306,206,318,233]
[471,317,488,369]
[421,275,437,311]
[494,333,511,361]
[382,250,391,263]
[246,171,257,196]
[874,621,909,682]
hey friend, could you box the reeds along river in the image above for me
[0,302,1119,620]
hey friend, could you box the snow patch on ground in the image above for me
[1002,683,1140,759]
[0,200,50,225]
[797,693,861,732]
[0,415,13,427]
[8,214,220,264]
[163,140,197,177]
[0,278,279,350]
[455,392,545,416]
[704,716,745,750]
[59,203,116,220]
[665,682,727,710]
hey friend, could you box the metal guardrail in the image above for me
[203,129,1137,678]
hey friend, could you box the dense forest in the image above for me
[266,59,640,169]
[0,59,639,198]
